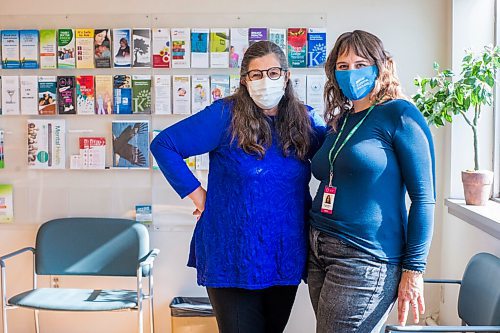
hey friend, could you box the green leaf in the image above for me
[442,69,454,77]
[444,113,453,122]
[483,52,492,64]
[430,78,438,89]
[472,64,480,76]
[412,93,422,102]
[485,75,495,87]
[455,89,464,105]
[433,62,440,71]
[464,78,476,86]
[471,91,479,105]
[464,97,471,110]
[420,78,429,91]
[494,57,500,68]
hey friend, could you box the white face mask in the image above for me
[247,76,286,110]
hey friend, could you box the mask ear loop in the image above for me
[283,70,290,90]
[371,59,386,105]
[240,73,247,88]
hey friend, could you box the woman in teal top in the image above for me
[308,30,435,332]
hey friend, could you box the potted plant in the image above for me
[413,45,500,205]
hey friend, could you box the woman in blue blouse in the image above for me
[151,41,326,333]
[308,30,435,332]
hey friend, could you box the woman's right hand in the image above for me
[188,186,206,220]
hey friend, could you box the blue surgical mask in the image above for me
[335,65,379,101]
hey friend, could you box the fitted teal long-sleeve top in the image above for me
[309,99,435,272]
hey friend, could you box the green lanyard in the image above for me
[327,104,376,187]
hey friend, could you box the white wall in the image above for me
[0,0,452,332]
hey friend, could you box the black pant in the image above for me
[207,285,299,333]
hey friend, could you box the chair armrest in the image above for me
[0,247,35,268]
[385,325,500,332]
[139,249,160,268]
[424,279,461,285]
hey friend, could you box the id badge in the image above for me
[321,186,336,214]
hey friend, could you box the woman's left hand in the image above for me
[397,271,425,326]
[187,186,207,221]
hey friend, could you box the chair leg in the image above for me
[138,298,143,333]
[148,268,154,333]
[34,309,40,333]
[149,297,154,333]
[1,267,7,333]
[1,305,7,333]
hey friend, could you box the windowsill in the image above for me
[445,199,500,240]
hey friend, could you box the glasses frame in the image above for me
[243,67,288,81]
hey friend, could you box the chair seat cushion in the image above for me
[9,288,138,311]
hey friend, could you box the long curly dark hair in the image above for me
[226,41,311,160]
[324,30,406,130]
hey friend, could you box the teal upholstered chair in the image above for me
[0,217,159,333]
[385,252,500,332]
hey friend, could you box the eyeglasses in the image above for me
[243,67,287,81]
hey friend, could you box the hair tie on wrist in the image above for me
[402,268,424,275]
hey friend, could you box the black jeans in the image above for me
[207,285,298,333]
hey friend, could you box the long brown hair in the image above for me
[324,30,406,130]
[226,41,311,160]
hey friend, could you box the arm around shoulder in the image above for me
[307,107,328,157]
